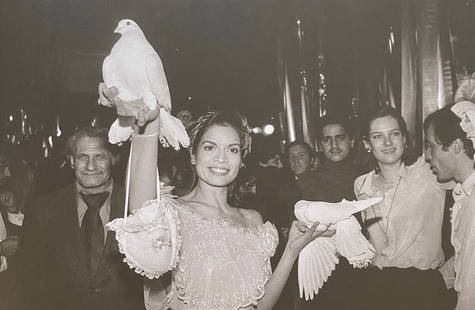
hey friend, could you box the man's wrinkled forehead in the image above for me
[321,123,350,138]
[73,136,113,156]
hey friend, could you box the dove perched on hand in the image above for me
[101,19,189,149]
[294,198,381,301]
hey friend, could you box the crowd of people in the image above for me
[0,78,475,310]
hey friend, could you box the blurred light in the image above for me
[297,19,301,25]
[48,136,54,148]
[263,124,275,136]
[9,115,13,122]
[188,96,192,100]
[252,127,262,134]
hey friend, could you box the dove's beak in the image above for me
[114,25,122,34]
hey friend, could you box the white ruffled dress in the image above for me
[108,195,279,310]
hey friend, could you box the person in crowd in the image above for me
[424,106,475,309]
[297,116,360,310]
[0,143,30,310]
[354,106,451,310]
[297,116,358,202]
[287,140,319,179]
[20,127,145,310]
[176,108,193,130]
[106,96,334,310]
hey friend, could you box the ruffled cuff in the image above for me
[107,196,182,279]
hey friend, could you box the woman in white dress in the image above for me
[107,104,334,309]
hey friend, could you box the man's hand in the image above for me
[0,191,16,213]
[0,236,19,256]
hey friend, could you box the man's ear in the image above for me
[190,152,196,165]
[451,138,465,155]
[69,156,75,169]
[350,138,355,149]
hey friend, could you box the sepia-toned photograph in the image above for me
[1,0,474,309]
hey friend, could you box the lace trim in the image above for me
[107,195,182,279]
[169,221,279,309]
[175,200,263,232]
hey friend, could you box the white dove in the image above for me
[102,19,189,149]
[294,198,381,301]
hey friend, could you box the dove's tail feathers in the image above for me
[158,109,190,150]
[335,217,375,268]
[349,197,383,213]
[109,119,133,144]
[298,237,338,300]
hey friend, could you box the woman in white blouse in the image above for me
[354,106,450,310]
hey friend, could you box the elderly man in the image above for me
[20,127,145,310]
[424,106,475,310]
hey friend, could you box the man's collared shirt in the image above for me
[440,171,475,309]
[0,211,23,272]
[354,157,447,270]
[76,181,113,244]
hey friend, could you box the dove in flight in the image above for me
[101,19,189,149]
[294,198,381,300]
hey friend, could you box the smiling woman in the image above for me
[354,106,451,310]
[104,99,335,310]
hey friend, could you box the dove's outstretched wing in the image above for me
[145,53,171,111]
[298,237,338,301]
[335,216,375,267]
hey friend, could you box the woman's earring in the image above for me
[366,148,372,153]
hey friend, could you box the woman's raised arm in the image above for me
[98,82,160,211]
[128,117,160,211]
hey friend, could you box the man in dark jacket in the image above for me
[20,127,145,310]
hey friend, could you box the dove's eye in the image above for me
[126,21,131,25]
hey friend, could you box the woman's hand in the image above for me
[286,221,335,255]
[97,83,159,128]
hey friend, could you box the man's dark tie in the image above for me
[80,191,109,273]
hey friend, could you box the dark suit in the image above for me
[0,209,22,310]
[20,184,145,310]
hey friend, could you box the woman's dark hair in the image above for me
[424,106,475,158]
[186,111,252,207]
[363,106,416,170]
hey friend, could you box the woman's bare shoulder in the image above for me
[238,208,264,227]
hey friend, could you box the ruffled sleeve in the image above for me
[258,221,279,257]
[107,196,182,279]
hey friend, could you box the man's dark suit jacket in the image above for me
[20,184,145,310]
[0,209,22,310]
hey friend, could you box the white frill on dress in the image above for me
[108,195,279,310]
[107,195,182,279]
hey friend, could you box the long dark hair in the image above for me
[186,111,252,207]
